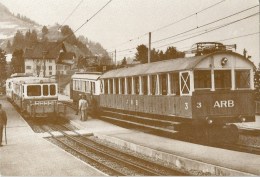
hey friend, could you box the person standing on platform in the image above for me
[0,103,7,147]
[78,95,88,121]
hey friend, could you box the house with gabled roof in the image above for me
[24,42,75,77]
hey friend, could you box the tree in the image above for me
[60,25,77,45]
[6,40,12,53]
[135,44,148,63]
[121,57,127,66]
[12,31,25,50]
[255,63,260,101]
[42,26,49,35]
[29,30,38,45]
[11,49,24,73]
[164,47,185,60]
[0,49,7,86]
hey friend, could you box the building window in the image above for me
[120,78,125,94]
[43,85,48,96]
[134,77,139,94]
[26,66,32,70]
[151,75,157,95]
[104,79,108,94]
[127,77,132,94]
[49,72,52,76]
[161,74,167,95]
[49,66,52,70]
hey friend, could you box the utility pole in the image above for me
[148,32,151,63]
[115,49,117,66]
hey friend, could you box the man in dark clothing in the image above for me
[0,103,7,146]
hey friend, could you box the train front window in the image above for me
[50,85,56,96]
[27,85,41,96]
[236,70,250,89]
[194,70,211,90]
[215,70,231,89]
[43,85,48,96]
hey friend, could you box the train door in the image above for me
[179,71,193,96]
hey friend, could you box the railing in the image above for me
[256,101,260,115]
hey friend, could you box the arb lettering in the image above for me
[214,100,234,108]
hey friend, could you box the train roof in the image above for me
[7,77,56,84]
[100,51,255,79]
[72,72,102,80]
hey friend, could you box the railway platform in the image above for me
[63,106,260,175]
[0,96,106,176]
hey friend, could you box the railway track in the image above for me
[58,101,260,155]
[42,124,186,176]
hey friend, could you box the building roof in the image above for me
[7,76,56,84]
[100,51,254,79]
[56,52,75,65]
[72,72,102,80]
[24,42,65,59]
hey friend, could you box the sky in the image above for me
[0,0,259,65]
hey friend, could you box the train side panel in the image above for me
[192,90,255,123]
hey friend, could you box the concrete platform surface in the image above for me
[0,98,105,176]
[65,106,260,175]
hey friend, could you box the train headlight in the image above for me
[206,117,213,124]
[238,115,246,122]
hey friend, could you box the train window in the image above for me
[109,79,113,94]
[114,79,119,94]
[134,77,139,94]
[43,85,48,96]
[104,79,108,94]
[91,82,96,94]
[194,70,211,89]
[121,78,125,94]
[27,85,41,96]
[127,77,132,94]
[82,81,86,92]
[180,72,190,95]
[235,70,250,89]
[73,80,76,90]
[170,73,179,95]
[151,75,157,95]
[50,85,56,95]
[142,76,148,95]
[215,70,231,89]
[161,74,167,95]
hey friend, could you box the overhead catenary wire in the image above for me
[58,0,84,29]
[106,0,226,52]
[155,12,259,49]
[117,31,260,59]
[48,0,113,52]
[153,5,259,44]
[116,5,259,54]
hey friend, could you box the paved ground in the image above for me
[0,96,106,176]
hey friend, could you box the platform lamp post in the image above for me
[42,50,48,77]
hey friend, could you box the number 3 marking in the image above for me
[185,103,188,110]
[197,102,202,108]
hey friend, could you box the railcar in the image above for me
[99,43,255,135]
[70,72,102,113]
[6,73,65,118]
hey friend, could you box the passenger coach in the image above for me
[70,72,102,104]
[99,50,255,125]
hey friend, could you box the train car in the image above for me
[70,72,102,114]
[99,43,255,135]
[6,73,64,118]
